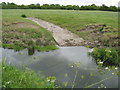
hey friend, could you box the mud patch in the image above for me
[3,22,39,29]
[77,24,118,47]
[2,21,55,50]
[77,24,104,32]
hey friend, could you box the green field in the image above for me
[3,9,118,28]
[2,9,118,48]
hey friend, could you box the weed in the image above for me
[63,61,119,88]
[2,63,57,88]
[21,14,27,18]
[89,48,120,66]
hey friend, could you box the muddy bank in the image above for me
[27,17,85,46]
[2,21,57,51]
[77,24,118,48]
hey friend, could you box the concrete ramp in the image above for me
[27,17,85,46]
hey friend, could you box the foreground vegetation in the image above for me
[89,48,120,66]
[2,63,57,88]
[2,61,119,88]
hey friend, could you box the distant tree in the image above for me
[36,3,41,9]
[55,4,61,9]
[61,5,66,9]
[19,4,29,9]
[65,5,73,10]
[1,2,7,9]
[118,7,120,12]
[0,2,118,12]
[80,4,99,10]
[90,4,99,10]
[108,6,117,11]
[28,4,37,9]
[41,4,50,9]
[80,5,90,10]
[49,4,61,9]
[80,5,86,10]
[73,5,80,10]
[7,2,18,9]
[1,2,18,9]
[100,4,109,11]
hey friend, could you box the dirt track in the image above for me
[27,17,85,46]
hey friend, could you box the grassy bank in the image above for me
[2,9,57,51]
[3,9,118,47]
[2,63,57,88]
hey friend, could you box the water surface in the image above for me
[1,46,118,88]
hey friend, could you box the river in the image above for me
[1,46,118,88]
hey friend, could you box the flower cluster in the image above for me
[69,62,81,68]
[88,48,94,53]
[46,76,56,83]
[98,84,106,88]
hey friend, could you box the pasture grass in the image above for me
[3,9,118,29]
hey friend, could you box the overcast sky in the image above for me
[0,0,119,6]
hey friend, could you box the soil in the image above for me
[3,22,39,29]
[78,24,118,47]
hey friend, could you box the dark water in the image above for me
[1,46,118,88]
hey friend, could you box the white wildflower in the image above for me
[6,81,10,84]
[105,67,108,70]
[88,48,94,53]
[3,67,5,69]
[109,50,111,53]
[112,73,114,75]
[99,62,103,64]
[115,67,118,70]
[51,80,55,83]
[47,79,50,82]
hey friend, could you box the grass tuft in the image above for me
[21,14,27,18]
[2,63,57,88]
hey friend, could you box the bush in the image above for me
[21,14,27,18]
[89,48,119,66]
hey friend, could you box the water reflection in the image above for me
[28,47,35,55]
[1,46,118,88]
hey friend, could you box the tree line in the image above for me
[0,2,119,12]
